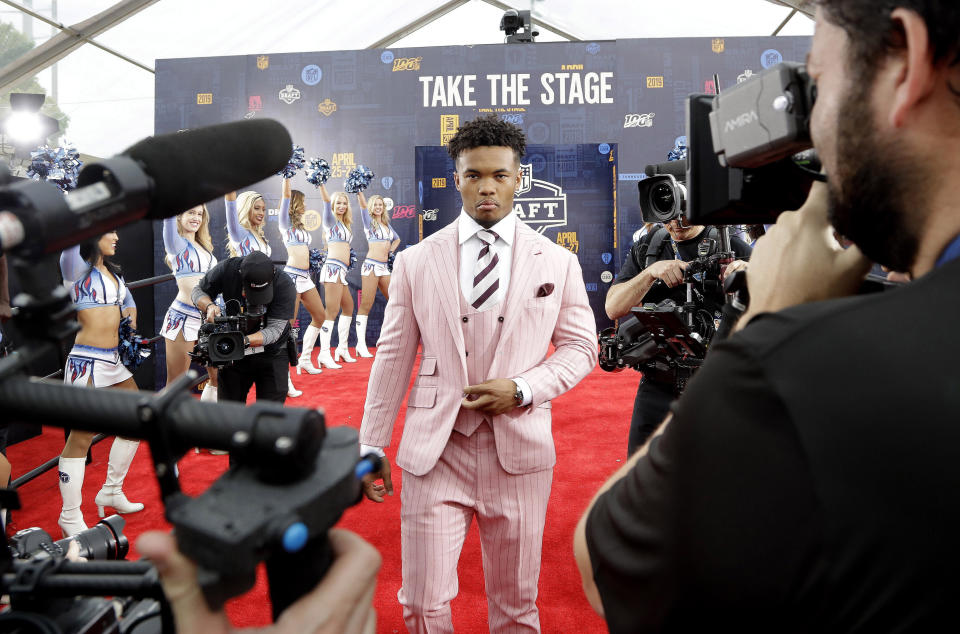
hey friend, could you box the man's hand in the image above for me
[645,259,688,288]
[136,529,380,634]
[741,181,871,323]
[461,378,519,416]
[204,304,221,324]
[721,259,748,282]
[361,455,394,503]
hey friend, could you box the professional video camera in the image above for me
[639,62,821,226]
[0,119,382,632]
[190,309,265,366]
[0,515,172,633]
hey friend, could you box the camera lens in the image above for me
[215,338,236,356]
[651,182,675,216]
[54,515,129,560]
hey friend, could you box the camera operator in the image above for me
[605,216,750,454]
[192,251,296,404]
[576,1,960,631]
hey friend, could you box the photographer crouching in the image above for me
[605,215,750,454]
[192,251,296,406]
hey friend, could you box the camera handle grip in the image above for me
[265,532,333,619]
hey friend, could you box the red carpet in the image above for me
[6,348,640,632]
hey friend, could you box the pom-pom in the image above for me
[387,251,396,273]
[348,247,358,270]
[667,141,688,162]
[309,248,327,286]
[309,248,326,274]
[26,144,83,192]
[278,144,306,179]
[305,157,331,187]
[118,316,152,371]
[344,165,375,193]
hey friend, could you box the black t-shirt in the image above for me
[586,256,960,633]
[197,256,295,356]
[615,226,753,311]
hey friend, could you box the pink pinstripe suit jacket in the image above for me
[360,217,598,476]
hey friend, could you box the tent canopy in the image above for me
[0,0,814,157]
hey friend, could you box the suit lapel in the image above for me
[489,223,542,378]
[431,220,468,379]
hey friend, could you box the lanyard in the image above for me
[670,238,684,262]
[935,233,960,269]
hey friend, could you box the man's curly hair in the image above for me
[446,114,527,164]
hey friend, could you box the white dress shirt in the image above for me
[457,208,516,306]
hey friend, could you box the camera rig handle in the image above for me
[169,426,376,614]
[0,373,381,614]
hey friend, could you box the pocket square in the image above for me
[535,283,555,298]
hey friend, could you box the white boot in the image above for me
[200,383,217,402]
[355,315,373,358]
[297,324,322,374]
[317,320,341,369]
[94,438,145,517]
[58,456,88,538]
[287,375,302,398]
[334,315,356,363]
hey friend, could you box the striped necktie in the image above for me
[470,229,500,310]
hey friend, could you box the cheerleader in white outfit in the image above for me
[278,179,326,377]
[59,233,144,537]
[160,205,219,400]
[314,183,356,368]
[354,191,400,357]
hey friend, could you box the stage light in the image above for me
[2,93,60,151]
[499,9,538,44]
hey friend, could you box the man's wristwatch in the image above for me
[243,335,251,349]
[512,380,524,406]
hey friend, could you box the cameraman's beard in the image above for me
[827,82,923,273]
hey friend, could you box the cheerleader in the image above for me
[59,232,144,537]
[160,205,218,400]
[278,179,325,378]
[314,183,356,368]
[224,189,300,396]
[225,190,270,257]
[354,191,400,357]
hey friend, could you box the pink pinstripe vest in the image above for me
[454,290,504,437]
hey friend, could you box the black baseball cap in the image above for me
[240,251,274,305]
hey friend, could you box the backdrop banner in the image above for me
[152,35,810,386]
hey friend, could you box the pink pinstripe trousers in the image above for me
[398,422,553,633]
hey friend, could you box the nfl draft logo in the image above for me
[317,98,337,116]
[712,38,725,54]
[279,85,301,104]
[257,55,269,70]
[513,163,568,234]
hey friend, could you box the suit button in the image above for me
[498,316,504,322]
[462,316,469,322]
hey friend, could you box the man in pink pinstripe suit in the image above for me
[359,115,597,633]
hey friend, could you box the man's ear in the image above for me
[889,8,937,128]
[453,171,461,191]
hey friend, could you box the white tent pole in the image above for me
[367,0,471,49]
[0,0,157,96]
[772,8,798,35]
